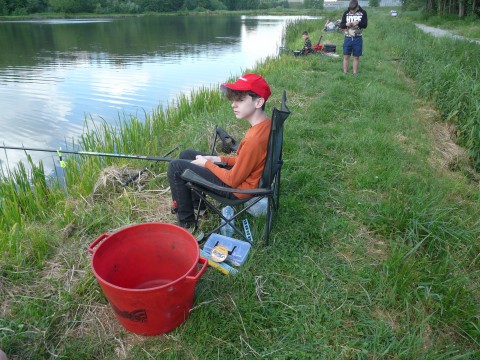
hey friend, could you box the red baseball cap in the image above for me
[221,73,271,101]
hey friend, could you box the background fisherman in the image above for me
[340,0,368,76]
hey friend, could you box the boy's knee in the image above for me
[179,149,196,160]
[167,160,181,178]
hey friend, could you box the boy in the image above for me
[167,73,272,230]
[340,0,368,76]
[301,31,313,55]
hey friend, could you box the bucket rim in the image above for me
[89,222,200,292]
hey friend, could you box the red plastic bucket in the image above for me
[88,223,207,336]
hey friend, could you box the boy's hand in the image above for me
[191,155,221,167]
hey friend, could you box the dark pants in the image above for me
[167,149,236,223]
[343,36,363,57]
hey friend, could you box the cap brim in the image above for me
[221,82,251,92]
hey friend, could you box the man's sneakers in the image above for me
[171,201,206,242]
[342,71,360,77]
[179,221,205,242]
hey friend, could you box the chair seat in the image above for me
[181,169,272,196]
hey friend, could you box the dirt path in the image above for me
[415,23,480,44]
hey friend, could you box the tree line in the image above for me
[0,0,290,16]
[403,0,479,17]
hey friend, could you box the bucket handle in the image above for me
[88,233,109,254]
[186,257,207,282]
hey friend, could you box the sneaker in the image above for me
[191,228,205,242]
[179,221,205,242]
[353,73,359,77]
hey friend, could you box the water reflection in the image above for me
[0,15,314,174]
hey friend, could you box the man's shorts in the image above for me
[343,36,363,57]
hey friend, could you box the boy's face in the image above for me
[302,34,308,39]
[230,94,263,120]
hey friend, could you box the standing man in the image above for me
[340,0,368,76]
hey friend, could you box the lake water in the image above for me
[0,15,313,174]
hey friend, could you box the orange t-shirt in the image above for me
[205,118,271,198]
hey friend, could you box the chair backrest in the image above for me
[259,90,290,189]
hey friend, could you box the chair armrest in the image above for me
[181,169,272,195]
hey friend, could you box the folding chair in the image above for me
[180,90,290,245]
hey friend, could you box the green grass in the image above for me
[1,9,479,359]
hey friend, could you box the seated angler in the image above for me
[300,31,313,55]
[167,73,272,231]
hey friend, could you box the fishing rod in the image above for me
[0,145,178,162]
[0,144,227,169]
[122,145,179,187]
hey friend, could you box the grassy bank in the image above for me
[394,12,480,171]
[1,9,479,359]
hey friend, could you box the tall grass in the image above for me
[0,9,479,359]
[379,14,480,170]
[0,155,66,269]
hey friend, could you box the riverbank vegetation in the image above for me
[1,8,479,359]
[0,0,291,17]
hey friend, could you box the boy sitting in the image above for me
[167,73,272,231]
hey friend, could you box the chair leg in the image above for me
[274,170,282,210]
[264,199,274,246]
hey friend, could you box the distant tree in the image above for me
[100,0,140,14]
[222,0,237,10]
[369,0,380,6]
[402,0,479,17]
[195,0,212,10]
[27,0,48,13]
[138,0,183,12]
[304,0,323,9]
[259,0,289,8]
[243,0,260,9]
[184,0,207,10]
[160,0,183,11]
[210,0,227,10]
[221,0,260,9]
[0,0,7,14]
[137,0,161,11]
[48,0,96,12]
[5,0,47,14]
